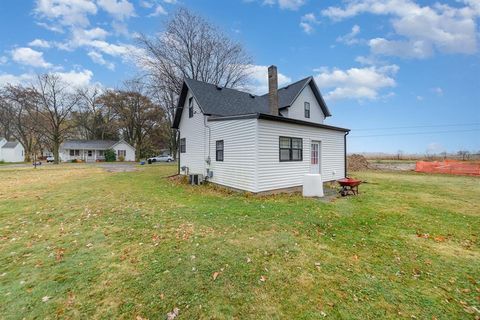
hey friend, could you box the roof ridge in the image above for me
[185,78,260,97]
[279,76,311,90]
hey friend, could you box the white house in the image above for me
[0,138,25,162]
[172,65,350,193]
[58,139,136,162]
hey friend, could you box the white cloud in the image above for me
[0,56,7,65]
[163,0,177,3]
[34,0,97,28]
[322,0,480,58]
[0,69,94,89]
[369,38,433,58]
[97,0,135,20]
[54,69,94,87]
[140,0,154,8]
[28,39,51,48]
[300,13,320,34]
[278,0,305,10]
[354,55,378,65]
[314,64,399,101]
[148,5,167,17]
[243,65,292,95]
[259,0,305,10]
[416,95,424,101]
[336,24,361,45]
[87,51,115,70]
[11,47,52,68]
[0,73,36,86]
[431,87,443,96]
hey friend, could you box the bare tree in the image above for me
[396,150,404,160]
[74,87,119,140]
[32,74,81,164]
[137,7,252,157]
[457,150,470,161]
[99,80,164,161]
[0,85,40,161]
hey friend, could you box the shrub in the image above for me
[105,149,116,162]
[118,155,125,162]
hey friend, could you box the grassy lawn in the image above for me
[0,164,478,319]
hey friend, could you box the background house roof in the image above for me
[2,141,20,149]
[62,140,119,150]
[172,77,331,129]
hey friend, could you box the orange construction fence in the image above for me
[415,160,480,176]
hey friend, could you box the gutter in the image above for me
[344,131,349,178]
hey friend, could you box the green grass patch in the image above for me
[0,165,478,319]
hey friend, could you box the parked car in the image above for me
[46,156,55,163]
[147,155,174,163]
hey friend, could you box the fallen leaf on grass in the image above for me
[42,296,50,302]
[246,257,251,263]
[212,272,220,281]
[166,307,180,320]
[416,233,430,239]
[55,248,65,262]
[434,236,446,242]
[260,275,267,282]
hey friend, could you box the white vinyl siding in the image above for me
[179,91,206,175]
[208,119,257,192]
[256,119,345,192]
[287,85,325,124]
[0,142,25,162]
[113,141,135,161]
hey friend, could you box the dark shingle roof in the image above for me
[62,140,118,150]
[172,76,331,129]
[2,141,20,148]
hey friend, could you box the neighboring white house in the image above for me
[0,138,25,162]
[172,65,350,193]
[58,139,136,162]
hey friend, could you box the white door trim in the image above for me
[310,140,321,174]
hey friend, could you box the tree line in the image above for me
[0,75,166,163]
[0,8,252,163]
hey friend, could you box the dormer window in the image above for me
[304,102,310,118]
[188,97,194,118]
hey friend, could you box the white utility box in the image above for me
[302,174,324,197]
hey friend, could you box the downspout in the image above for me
[204,115,212,180]
[177,129,181,175]
[344,131,349,178]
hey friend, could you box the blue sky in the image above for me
[0,0,479,154]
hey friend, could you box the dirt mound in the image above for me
[348,154,369,171]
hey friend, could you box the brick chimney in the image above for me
[268,65,279,116]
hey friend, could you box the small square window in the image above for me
[216,140,224,161]
[304,102,310,118]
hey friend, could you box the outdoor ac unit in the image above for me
[188,174,204,185]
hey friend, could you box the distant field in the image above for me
[0,164,478,319]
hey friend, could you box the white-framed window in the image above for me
[180,138,186,153]
[188,97,194,118]
[304,102,310,118]
[69,149,80,156]
[216,140,224,161]
[279,136,303,162]
[117,150,126,157]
